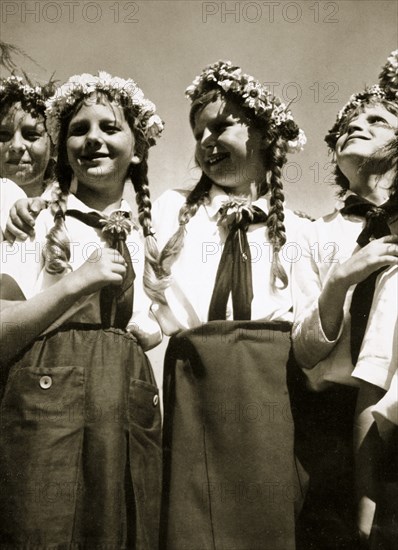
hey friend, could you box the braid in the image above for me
[130,154,166,304]
[266,138,289,289]
[44,185,71,275]
[158,174,212,278]
[142,173,212,304]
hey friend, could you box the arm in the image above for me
[319,235,398,340]
[293,234,398,369]
[0,248,126,364]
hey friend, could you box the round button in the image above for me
[152,395,159,407]
[39,375,52,390]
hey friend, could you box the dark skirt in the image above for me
[161,320,305,550]
[0,325,162,549]
[369,426,398,550]
[287,351,360,550]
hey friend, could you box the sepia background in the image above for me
[2,0,397,376]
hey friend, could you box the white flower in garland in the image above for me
[379,49,398,98]
[0,75,54,115]
[45,71,164,147]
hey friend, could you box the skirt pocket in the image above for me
[0,362,85,546]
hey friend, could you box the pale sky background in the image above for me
[2,0,397,375]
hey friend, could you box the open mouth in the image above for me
[6,159,28,166]
[207,152,229,166]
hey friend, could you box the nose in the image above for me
[9,132,26,153]
[346,114,367,135]
[85,124,102,147]
[200,128,216,148]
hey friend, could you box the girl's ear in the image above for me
[131,154,141,165]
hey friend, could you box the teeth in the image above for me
[208,153,227,165]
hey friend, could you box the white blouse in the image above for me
[151,185,310,335]
[0,193,161,350]
[352,266,397,391]
[292,200,396,391]
[1,178,26,237]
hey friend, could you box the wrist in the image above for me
[328,264,352,293]
[63,271,88,300]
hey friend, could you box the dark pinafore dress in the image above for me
[0,212,162,550]
[160,206,306,550]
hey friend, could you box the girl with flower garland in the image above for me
[0,75,55,237]
[0,71,164,548]
[290,50,398,549]
[146,60,308,550]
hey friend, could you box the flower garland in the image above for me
[45,71,164,146]
[379,49,398,99]
[185,60,306,154]
[0,75,55,117]
[325,50,398,149]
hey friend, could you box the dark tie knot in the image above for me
[365,206,387,221]
[219,200,267,232]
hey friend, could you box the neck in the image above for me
[218,181,259,199]
[348,169,394,206]
[23,181,43,198]
[75,185,123,214]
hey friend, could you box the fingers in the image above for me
[7,202,36,239]
[382,234,398,243]
[28,198,47,216]
[386,243,398,256]
[5,215,33,240]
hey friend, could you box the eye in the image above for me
[193,129,203,141]
[68,122,88,136]
[23,131,43,142]
[368,115,393,127]
[103,124,120,134]
[0,130,12,142]
[213,121,230,134]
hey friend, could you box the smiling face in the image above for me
[336,104,398,186]
[66,96,139,196]
[192,96,267,195]
[0,102,51,193]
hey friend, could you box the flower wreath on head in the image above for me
[0,74,56,117]
[45,71,164,147]
[185,60,306,154]
[325,50,398,149]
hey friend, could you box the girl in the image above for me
[149,60,308,550]
[291,50,398,549]
[0,75,55,236]
[0,71,163,548]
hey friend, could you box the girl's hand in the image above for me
[5,197,46,241]
[69,248,127,296]
[333,235,398,289]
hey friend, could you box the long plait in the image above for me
[45,184,71,275]
[152,173,212,301]
[130,153,165,304]
[266,137,289,289]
